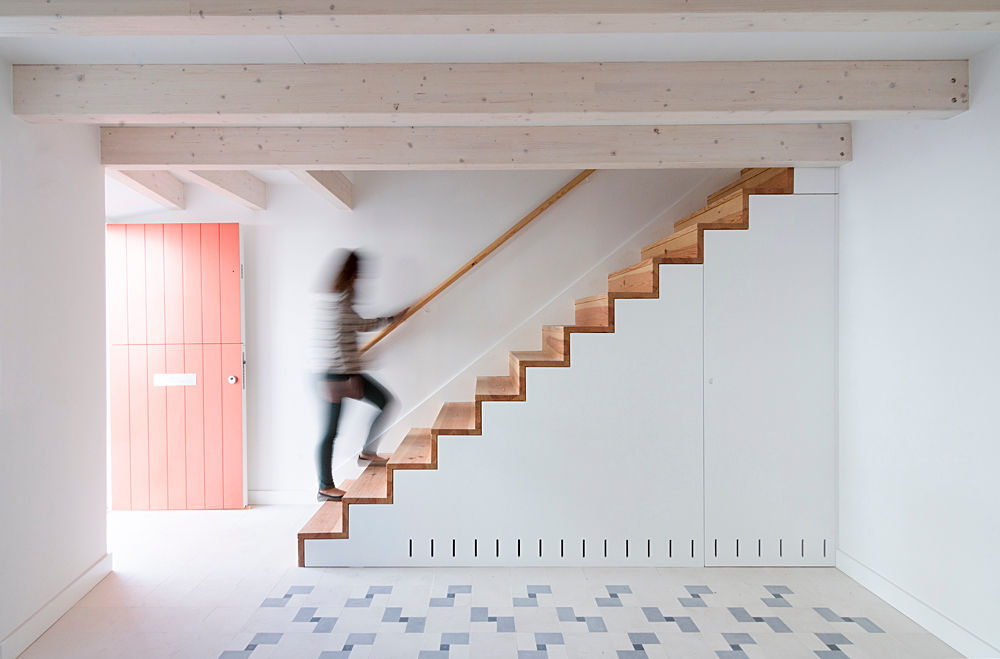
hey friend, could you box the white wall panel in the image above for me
[703,193,837,566]
[307,265,704,566]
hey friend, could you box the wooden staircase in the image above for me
[297,167,795,566]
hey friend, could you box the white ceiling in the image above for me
[2,32,1000,65]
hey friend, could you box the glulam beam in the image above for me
[107,169,185,209]
[14,61,969,125]
[101,124,853,170]
[1,2,998,36]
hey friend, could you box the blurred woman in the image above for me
[313,251,407,501]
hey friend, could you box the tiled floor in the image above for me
[22,506,961,658]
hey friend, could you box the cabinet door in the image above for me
[703,194,836,566]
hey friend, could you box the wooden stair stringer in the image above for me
[299,168,798,567]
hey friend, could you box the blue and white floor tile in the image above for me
[19,507,963,658]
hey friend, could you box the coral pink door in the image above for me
[107,223,244,510]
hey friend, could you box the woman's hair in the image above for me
[332,250,360,292]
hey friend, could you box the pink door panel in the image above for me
[109,223,244,511]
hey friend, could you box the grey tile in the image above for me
[763,597,792,608]
[815,652,851,659]
[219,653,253,659]
[596,597,623,607]
[448,585,472,594]
[557,607,578,622]
[680,597,708,608]
[729,607,754,623]
[514,597,539,607]
[686,586,713,595]
[584,617,607,632]
[419,652,450,659]
[535,632,565,645]
[313,617,338,633]
[345,632,377,645]
[442,632,470,645]
[319,652,351,659]
[764,586,793,595]
[716,651,750,659]
[642,607,665,622]
[606,585,632,595]
[675,617,699,633]
[816,633,851,646]
[287,586,314,595]
[405,617,426,633]
[628,632,659,645]
[249,632,282,645]
[260,598,287,608]
[814,607,842,622]
[471,607,490,622]
[345,598,372,607]
[518,652,548,659]
[368,586,392,595]
[293,607,318,623]
[722,633,754,646]
[496,616,516,632]
[853,617,885,633]
[429,597,454,607]
[617,652,649,659]
[762,617,792,633]
[382,607,403,622]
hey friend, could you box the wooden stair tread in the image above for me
[433,401,479,433]
[299,501,345,538]
[344,464,390,504]
[707,167,794,206]
[476,375,521,401]
[389,428,435,469]
[574,293,612,328]
[510,349,565,366]
[641,225,699,260]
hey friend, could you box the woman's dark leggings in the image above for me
[316,373,393,490]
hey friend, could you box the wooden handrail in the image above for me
[361,169,596,353]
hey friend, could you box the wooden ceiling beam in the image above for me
[101,124,852,170]
[14,61,969,125]
[1,2,998,35]
[181,169,268,210]
[292,170,353,210]
[107,169,185,209]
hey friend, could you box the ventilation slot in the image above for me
[452,539,457,558]
[474,538,478,558]
[690,539,695,559]
[779,539,783,558]
[517,539,521,558]
[538,539,543,558]
[713,538,718,558]
[800,539,805,558]
[495,539,500,558]
[668,539,672,558]
[758,539,762,558]
[625,539,629,558]
[560,539,564,558]
[823,539,827,558]
[582,539,586,558]
[603,539,608,558]
[736,539,740,557]
[647,539,651,559]
[430,539,435,558]
[408,539,413,558]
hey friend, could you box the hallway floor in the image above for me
[21,506,961,658]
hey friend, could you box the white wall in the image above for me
[838,44,1000,658]
[107,168,732,502]
[0,61,109,657]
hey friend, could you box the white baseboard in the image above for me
[0,553,112,659]
[837,550,999,659]
[249,489,316,505]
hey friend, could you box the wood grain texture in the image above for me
[608,259,657,294]
[674,190,746,233]
[432,402,480,435]
[387,429,436,470]
[183,170,267,210]
[361,170,594,352]
[344,465,392,505]
[107,169,185,209]
[575,293,612,328]
[16,61,968,124]
[100,124,852,170]
[706,167,795,205]
[641,225,701,261]
[292,170,353,210]
[3,2,999,35]
[475,376,522,402]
